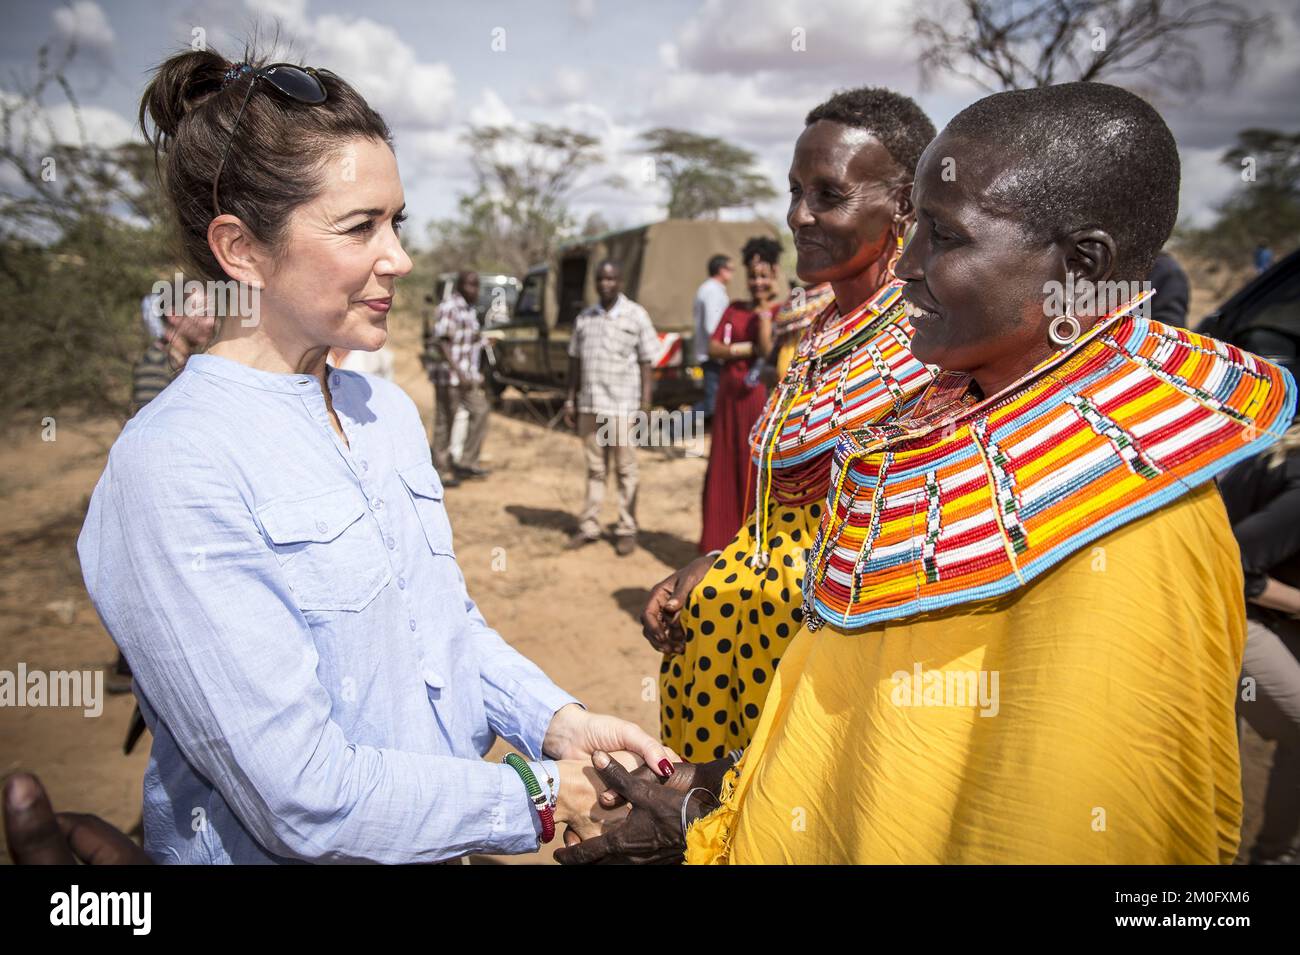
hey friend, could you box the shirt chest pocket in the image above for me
[258,487,392,612]
[398,461,456,556]
[609,323,642,355]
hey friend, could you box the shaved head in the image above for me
[944,82,1180,280]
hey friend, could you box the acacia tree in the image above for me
[913,0,1271,93]
[428,123,619,276]
[640,128,778,220]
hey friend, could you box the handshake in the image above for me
[540,703,730,865]
[553,749,732,865]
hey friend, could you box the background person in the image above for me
[1147,248,1190,328]
[426,270,490,487]
[692,253,733,423]
[563,260,657,557]
[1256,240,1275,274]
[1221,424,1300,864]
[698,236,779,554]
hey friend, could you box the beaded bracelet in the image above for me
[503,753,556,844]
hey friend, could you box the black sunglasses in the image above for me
[211,63,330,217]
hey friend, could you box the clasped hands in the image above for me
[544,702,730,865]
[541,554,730,863]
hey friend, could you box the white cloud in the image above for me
[51,1,116,62]
[0,91,134,149]
[310,15,455,128]
[469,88,515,128]
[524,67,589,106]
[1156,1,1300,151]
[243,0,456,129]
[675,0,916,75]
[1177,145,1241,229]
[251,0,310,29]
[643,72,810,147]
[53,102,135,146]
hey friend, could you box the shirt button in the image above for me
[386,537,395,550]
[397,576,406,590]
[316,520,328,533]
[331,374,340,386]
[409,618,417,632]
[371,497,383,510]
[361,460,369,471]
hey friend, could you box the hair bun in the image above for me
[138,48,232,148]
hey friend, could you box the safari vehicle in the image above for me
[483,219,780,407]
[1198,247,1300,381]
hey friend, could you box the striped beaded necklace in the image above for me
[745,260,933,569]
[802,291,1297,631]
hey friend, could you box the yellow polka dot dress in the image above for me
[660,499,821,759]
[661,277,931,757]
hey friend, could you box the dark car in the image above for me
[1199,247,1300,381]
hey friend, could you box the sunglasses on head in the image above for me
[211,63,331,217]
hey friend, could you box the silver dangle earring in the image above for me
[1049,291,1081,347]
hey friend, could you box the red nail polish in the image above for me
[659,759,674,776]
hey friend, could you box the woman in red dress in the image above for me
[699,236,781,552]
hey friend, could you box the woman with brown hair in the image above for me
[75,44,674,864]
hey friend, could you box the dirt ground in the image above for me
[0,302,1274,864]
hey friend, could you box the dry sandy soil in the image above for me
[0,300,1273,864]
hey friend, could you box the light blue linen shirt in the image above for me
[77,353,578,863]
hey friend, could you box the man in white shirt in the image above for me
[563,260,658,557]
[692,254,734,421]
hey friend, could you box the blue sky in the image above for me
[5,0,1299,243]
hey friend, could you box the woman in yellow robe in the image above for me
[558,82,1296,867]
[691,481,1246,863]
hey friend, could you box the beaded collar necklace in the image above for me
[802,291,1296,631]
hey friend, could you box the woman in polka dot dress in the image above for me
[643,87,939,760]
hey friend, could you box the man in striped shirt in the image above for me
[425,271,490,488]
